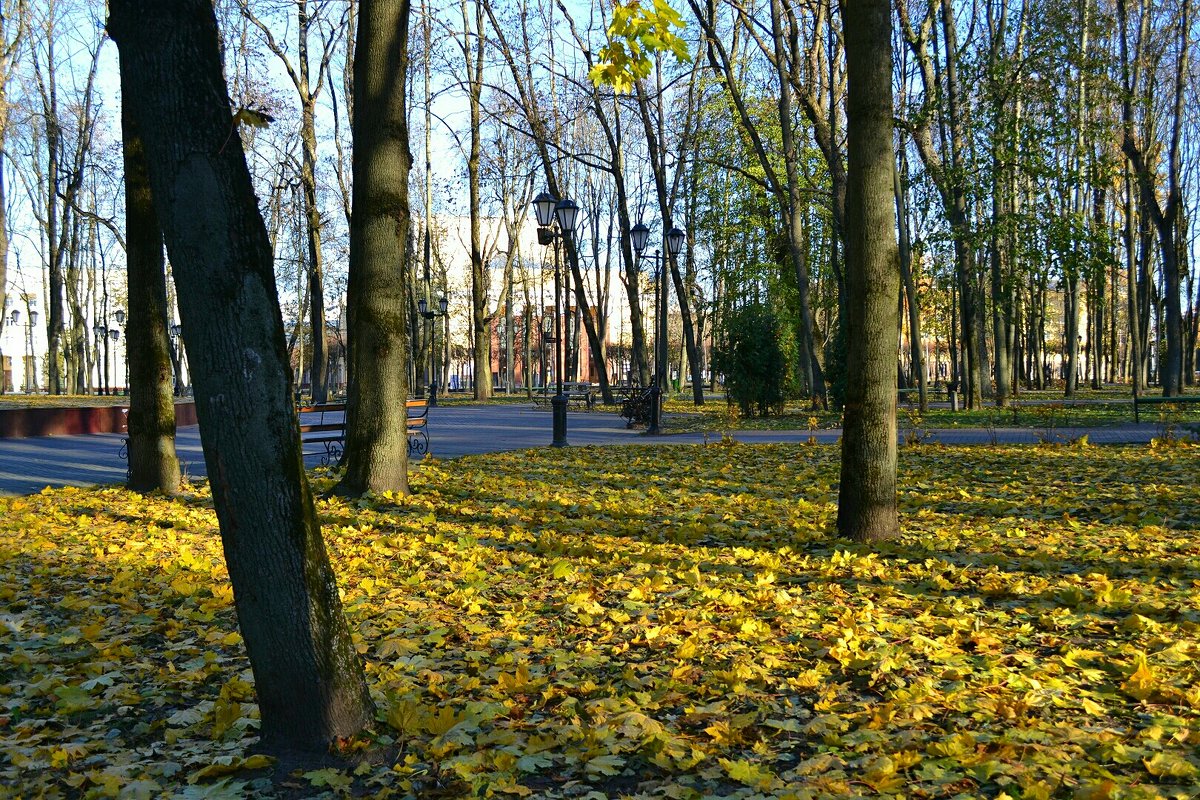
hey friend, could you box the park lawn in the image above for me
[0,442,1198,798]
[0,394,132,410]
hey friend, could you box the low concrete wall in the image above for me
[0,402,197,438]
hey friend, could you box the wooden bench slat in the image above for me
[406,399,429,456]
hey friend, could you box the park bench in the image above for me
[620,387,657,428]
[896,386,949,409]
[299,400,430,461]
[1133,394,1200,423]
[406,398,429,456]
[297,403,345,465]
[532,383,596,411]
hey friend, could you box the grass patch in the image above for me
[0,443,1197,797]
[0,394,133,409]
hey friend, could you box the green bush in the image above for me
[824,321,847,411]
[712,303,798,416]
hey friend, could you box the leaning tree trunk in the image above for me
[337,0,413,495]
[837,0,900,543]
[108,0,374,753]
[122,100,180,493]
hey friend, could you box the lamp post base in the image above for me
[647,386,662,435]
[551,392,569,447]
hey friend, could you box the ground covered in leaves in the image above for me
[657,396,1191,435]
[1,442,1198,798]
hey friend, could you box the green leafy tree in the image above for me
[712,302,797,417]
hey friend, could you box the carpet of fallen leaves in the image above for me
[1,441,1198,799]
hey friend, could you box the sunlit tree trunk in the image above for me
[122,102,179,493]
[837,0,900,542]
[338,0,413,495]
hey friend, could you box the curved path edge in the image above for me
[0,404,1168,497]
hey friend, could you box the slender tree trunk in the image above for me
[989,130,1012,406]
[109,0,374,753]
[122,102,180,493]
[895,155,926,412]
[1065,271,1080,396]
[43,51,64,395]
[463,0,491,401]
[837,0,900,543]
[0,3,21,394]
[770,0,821,401]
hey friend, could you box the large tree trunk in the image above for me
[122,103,180,493]
[837,0,900,543]
[337,0,413,495]
[109,0,374,753]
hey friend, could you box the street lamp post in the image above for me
[169,323,184,396]
[9,309,38,393]
[92,323,109,395]
[531,192,579,448]
[628,222,685,435]
[112,309,127,395]
[108,327,120,395]
[418,295,449,406]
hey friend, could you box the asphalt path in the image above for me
[0,403,1165,496]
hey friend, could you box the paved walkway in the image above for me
[0,404,1168,496]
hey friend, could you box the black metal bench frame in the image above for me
[1133,394,1200,423]
[532,385,595,411]
[620,387,656,428]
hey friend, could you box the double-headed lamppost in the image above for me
[531,192,579,448]
[418,295,449,406]
[628,221,685,435]
[10,309,38,393]
[111,308,127,395]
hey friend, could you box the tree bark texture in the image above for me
[108,0,374,752]
[338,0,413,495]
[837,0,900,543]
[121,99,180,494]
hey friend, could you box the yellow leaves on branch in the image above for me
[230,107,274,129]
[589,0,691,92]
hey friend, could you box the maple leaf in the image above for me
[231,108,274,129]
